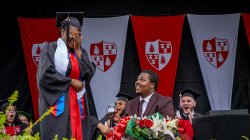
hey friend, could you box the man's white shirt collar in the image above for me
[140,92,154,103]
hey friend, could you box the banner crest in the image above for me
[90,41,117,72]
[203,37,229,68]
[145,39,172,71]
[32,41,48,67]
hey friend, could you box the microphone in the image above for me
[107,103,115,129]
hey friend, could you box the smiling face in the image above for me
[19,115,29,125]
[135,72,155,98]
[115,100,126,115]
[180,96,196,114]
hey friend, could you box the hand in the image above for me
[65,27,82,49]
[114,113,121,123]
[70,79,84,92]
[97,123,110,136]
[107,112,115,119]
[175,115,181,119]
[71,30,82,50]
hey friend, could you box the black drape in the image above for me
[231,16,250,110]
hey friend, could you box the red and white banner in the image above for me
[18,18,59,119]
[242,13,250,47]
[131,15,184,97]
[81,15,129,119]
[187,13,240,110]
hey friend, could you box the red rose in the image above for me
[138,119,145,127]
[178,119,185,127]
[178,127,185,133]
[138,119,153,128]
[144,119,153,128]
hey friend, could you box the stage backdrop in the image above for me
[18,18,59,119]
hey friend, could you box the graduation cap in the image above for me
[0,101,17,112]
[1,102,10,112]
[179,88,201,100]
[117,96,129,102]
[17,111,32,118]
[56,12,84,42]
[56,12,84,29]
[116,91,134,101]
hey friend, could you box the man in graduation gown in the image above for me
[37,12,100,140]
[176,88,203,124]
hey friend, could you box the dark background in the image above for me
[0,0,250,121]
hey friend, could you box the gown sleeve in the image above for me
[37,42,71,105]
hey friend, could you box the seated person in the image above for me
[125,69,175,118]
[17,111,40,135]
[96,96,128,139]
[176,88,203,123]
[17,111,31,126]
[1,102,27,136]
[103,96,128,127]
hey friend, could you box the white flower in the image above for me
[161,118,175,139]
[149,113,165,137]
[166,118,178,130]
[163,129,175,139]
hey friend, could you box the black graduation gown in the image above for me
[37,40,98,140]
[178,109,203,120]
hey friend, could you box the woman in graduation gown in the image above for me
[37,12,100,140]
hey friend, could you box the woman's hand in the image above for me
[114,113,121,123]
[71,29,82,50]
[70,79,84,92]
[97,123,110,136]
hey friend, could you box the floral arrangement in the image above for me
[0,90,74,140]
[106,112,194,140]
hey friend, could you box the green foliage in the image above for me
[242,136,249,140]
[97,134,103,140]
[0,90,79,140]
[8,90,19,105]
[0,112,6,130]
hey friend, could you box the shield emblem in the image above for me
[145,39,172,71]
[203,37,229,68]
[32,41,48,67]
[90,41,117,72]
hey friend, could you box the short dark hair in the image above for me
[142,69,159,90]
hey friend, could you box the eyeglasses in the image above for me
[115,101,126,106]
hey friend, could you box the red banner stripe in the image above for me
[242,14,250,47]
[131,15,184,97]
[18,18,59,119]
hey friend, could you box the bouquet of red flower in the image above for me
[106,112,194,140]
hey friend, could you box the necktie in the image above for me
[138,100,145,117]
